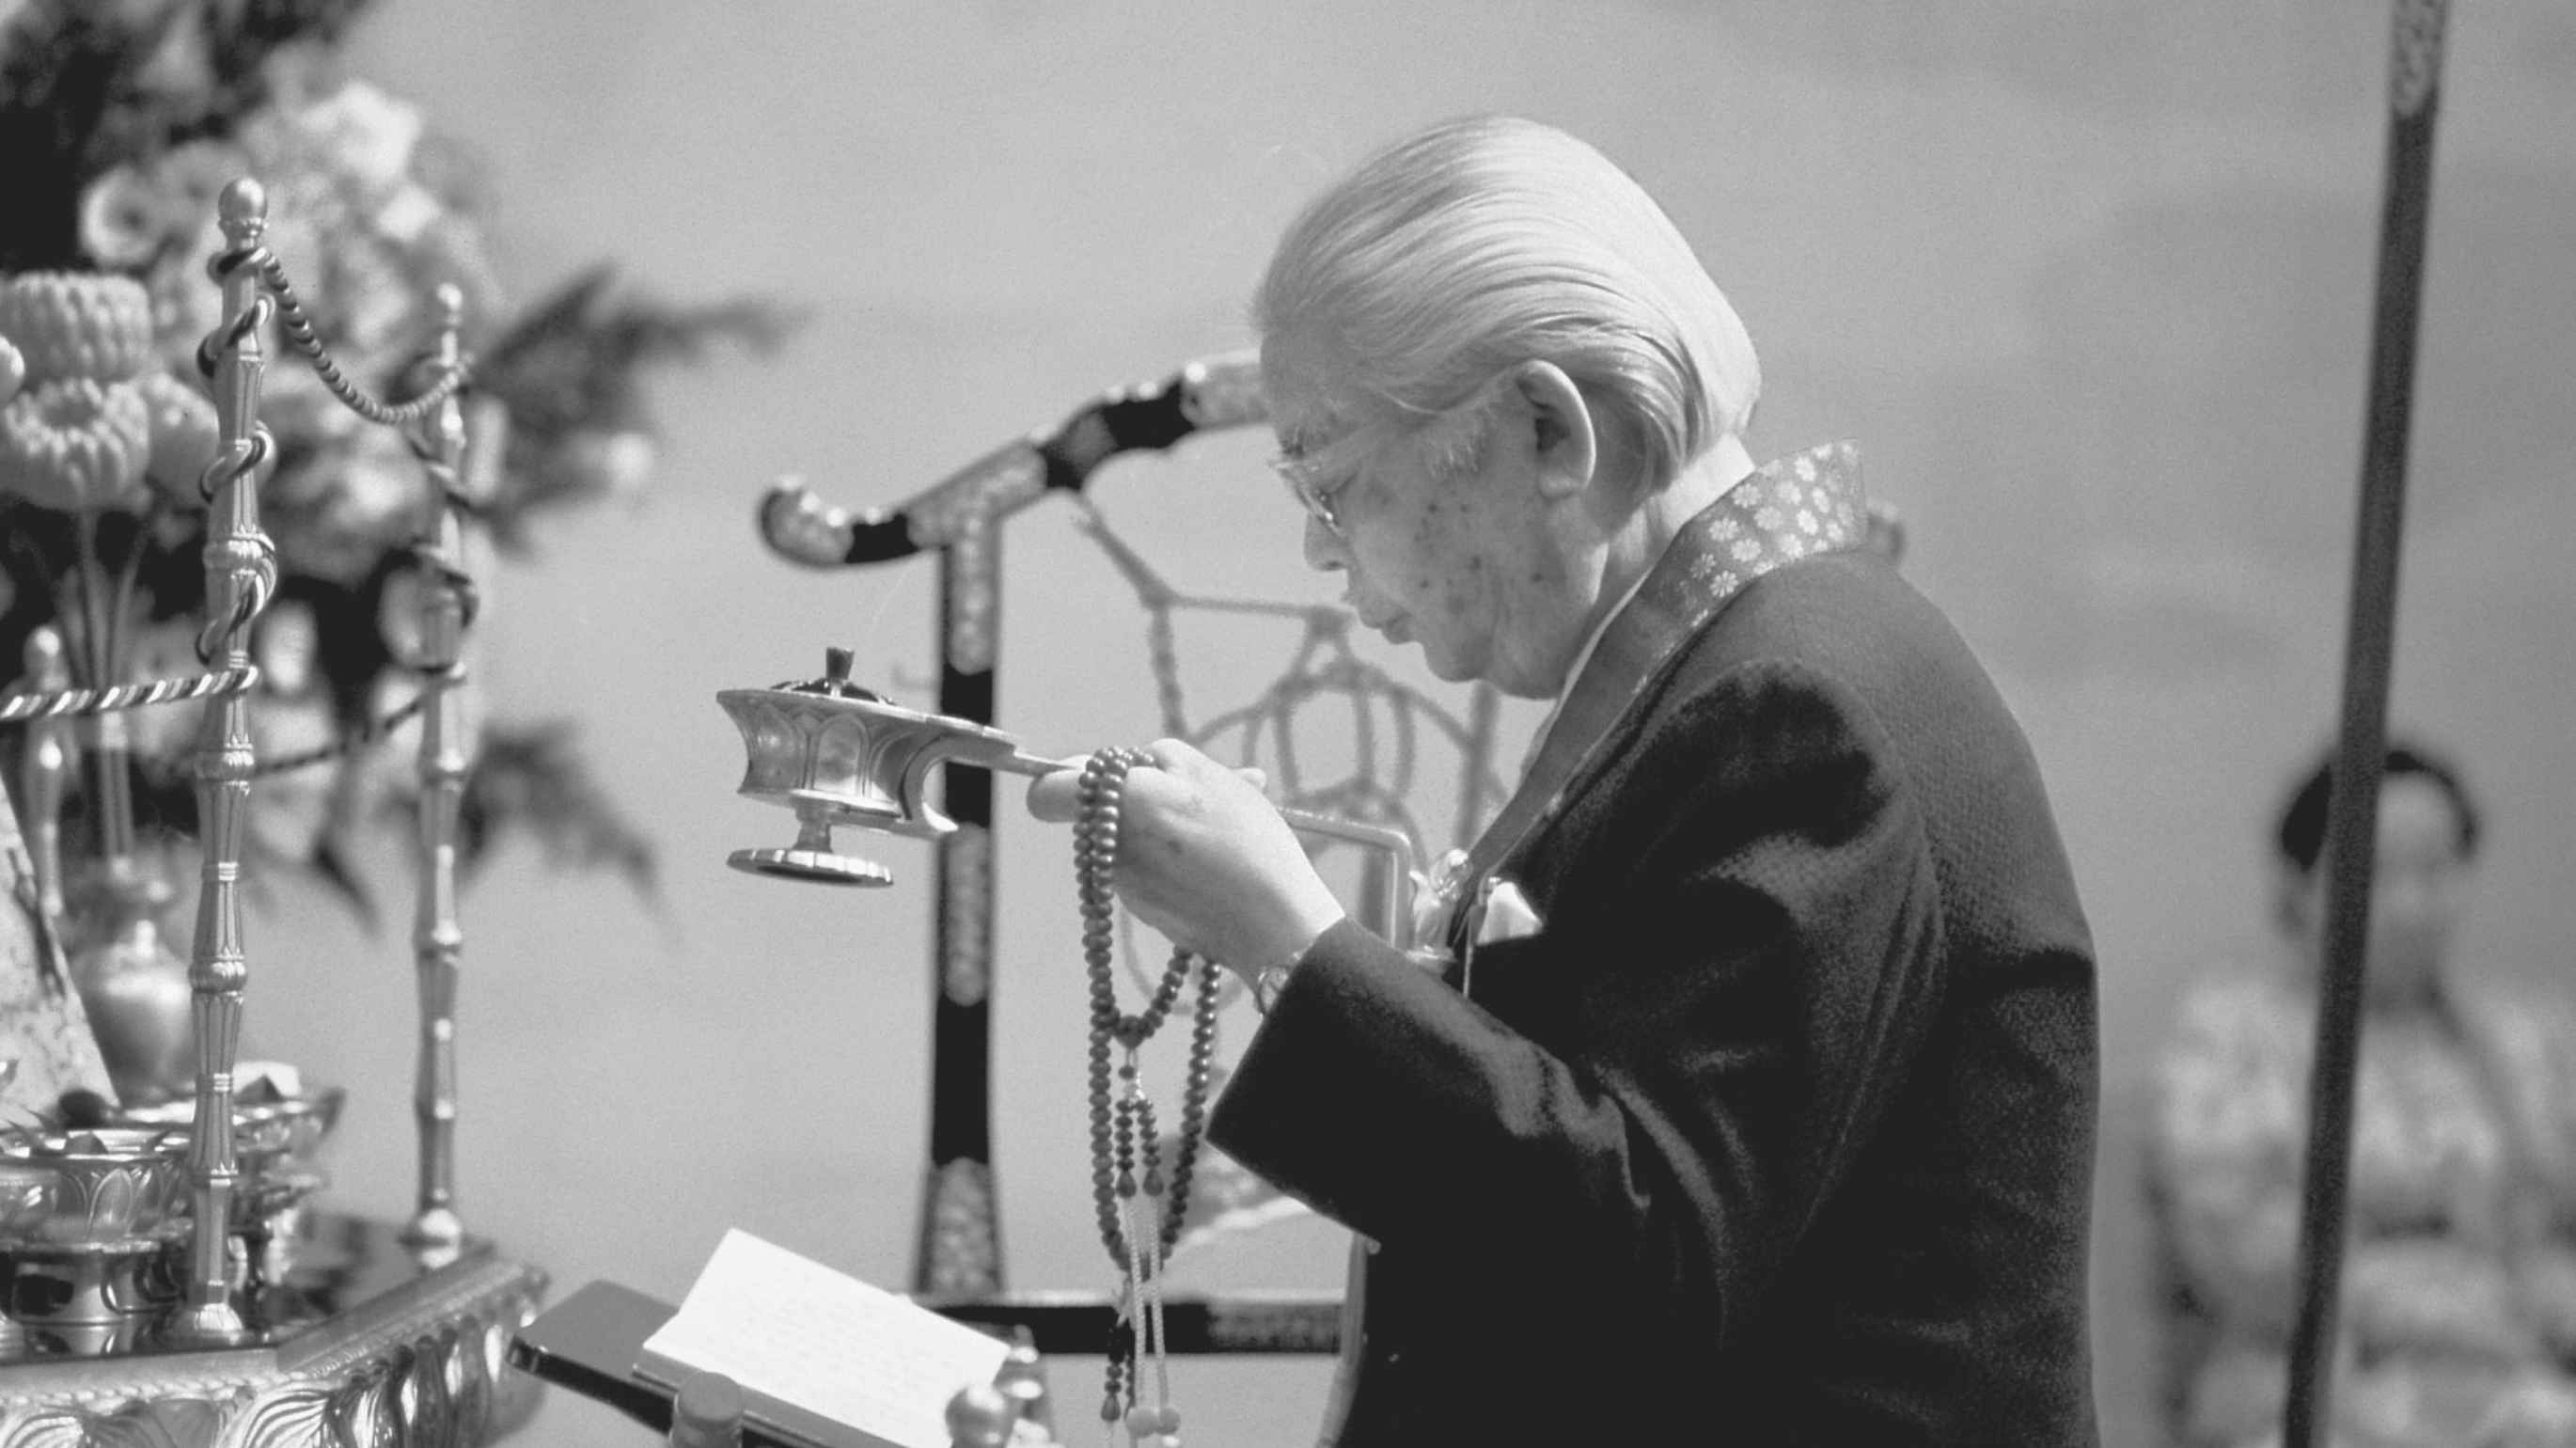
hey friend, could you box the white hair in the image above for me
[1255,116,1760,490]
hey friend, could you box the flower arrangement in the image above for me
[0,0,788,915]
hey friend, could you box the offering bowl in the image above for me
[0,1128,188,1249]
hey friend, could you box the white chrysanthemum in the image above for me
[0,272,154,384]
[0,377,151,512]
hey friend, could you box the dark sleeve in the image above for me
[1208,658,1946,1339]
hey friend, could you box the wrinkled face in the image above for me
[2293,773,2473,1000]
[1261,330,1577,698]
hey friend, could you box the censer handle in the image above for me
[990,748,1419,949]
[1282,808,1419,951]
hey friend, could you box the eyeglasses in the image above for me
[1268,445,1359,538]
[1268,376,1505,540]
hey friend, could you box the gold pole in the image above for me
[403,285,472,1256]
[170,177,279,1346]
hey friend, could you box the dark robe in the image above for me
[1210,443,2101,1446]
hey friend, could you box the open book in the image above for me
[636,1230,1011,1448]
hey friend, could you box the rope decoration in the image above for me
[5,184,482,778]
[241,527,477,777]
[2,616,458,779]
[165,208,480,777]
[195,422,271,506]
[190,289,270,386]
[250,691,430,779]
[402,412,481,529]
[0,666,260,723]
[196,243,471,428]
[192,531,278,667]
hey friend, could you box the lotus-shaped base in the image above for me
[0,1126,188,1250]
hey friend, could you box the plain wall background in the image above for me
[211,3,2576,1444]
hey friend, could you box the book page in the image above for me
[637,1229,1010,1448]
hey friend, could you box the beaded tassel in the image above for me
[1075,748,1218,1446]
[1135,1096,1174,1425]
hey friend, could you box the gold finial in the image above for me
[217,178,267,244]
[997,1330,1051,1429]
[434,282,464,331]
[943,1382,1017,1448]
[668,1371,746,1448]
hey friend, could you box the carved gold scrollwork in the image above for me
[0,1262,543,1448]
[1177,353,1268,433]
[230,1387,333,1448]
[2391,0,2446,118]
[906,448,1046,554]
[922,1158,1000,1296]
[330,1364,397,1448]
[944,520,998,675]
[941,826,993,1007]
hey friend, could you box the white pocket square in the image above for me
[1474,879,1543,945]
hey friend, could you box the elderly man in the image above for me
[1030,116,2100,1445]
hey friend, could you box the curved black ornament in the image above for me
[748,354,1266,1296]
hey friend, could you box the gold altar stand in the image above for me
[2,178,549,1444]
[0,1217,545,1447]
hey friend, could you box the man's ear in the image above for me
[1509,360,1596,502]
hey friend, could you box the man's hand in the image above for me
[1027,740,1343,975]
